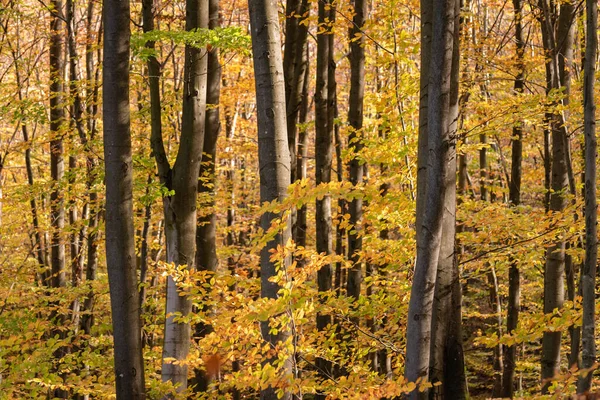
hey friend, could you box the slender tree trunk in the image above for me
[249,0,293,398]
[405,0,456,396]
[538,0,573,390]
[283,0,309,186]
[295,54,310,258]
[80,0,100,338]
[346,0,366,303]
[577,0,597,391]
[49,0,66,290]
[192,0,221,390]
[502,0,524,395]
[315,0,333,392]
[103,0,146,394]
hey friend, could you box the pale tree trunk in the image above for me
[346,0,366,303]
[103,0,146,395]
[577,0,597,392]
[315,0,333,391]
[249,0,292,398]
[429,0,466,396]
[192,0,221,390]
[405,0,456,396]
[161,0,209,391]
[502,0,524,395]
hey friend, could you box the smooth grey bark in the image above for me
[103,0,146,395]
[249,0,293,398]
[502,0,524,395]
[537,0,573,390]
[346,0,366,303]
[577,0,597,391]
[315,0,333,391]
[414,0,432,242]
[195,0,221,276]
[157,0,208,391]
[405,0,455,396]
[192,0,221,391]
[49,0,66,290]
[429,0,466,395]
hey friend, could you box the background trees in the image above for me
[0,0,598,398]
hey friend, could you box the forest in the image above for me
[0,0,598,397]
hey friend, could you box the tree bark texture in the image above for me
[346,0,366,302]
[161,0,209,391]
[429,0,466,395]
[103,0,146,395]
[249,0,293,398]
[577,0,597,391]
[405,0,456,396]
[538,0,573,389]
[192,0,221,390]
[49,0,66,290]
[315,0,334,391]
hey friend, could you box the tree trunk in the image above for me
[405,0,456,396]
[283,0,309,185]
[538,0,573,390]
[103,0,146,395]
[577,0,597,391]
[346,0,366,303]
[315,0,334,392]
[502,0,524,395]
[295,52,310,258]
[49,0,66,290]
[192,0,221,390]
[429,0,466,395]
[158,0,208,392]
[249,0,293,398]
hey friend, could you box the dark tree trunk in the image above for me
[577,0,597,391]
[249,0,293,398]
[295,53,310,257]
[537,0,573,390]
[346,0,366,303]
[502,0,525,396]
[49,0,66,290]
[315,0,334,392]
[103,0,146,395]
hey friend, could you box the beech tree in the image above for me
[1,0,600,397]
[405,0,459,396]
[249,0,293,398]
[103,0,146,395]
[578,0,597,392]
[537,0,574,389]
